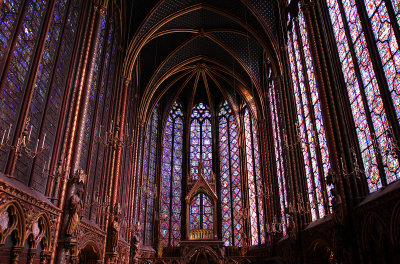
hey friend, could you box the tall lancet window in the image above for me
[160,102,183,247]
[287,3,332,221]
[0,0,24,60]
[140,105,159,245]
[244,107,265,245]
[218,101,244,246]
[326,0,400,192]
[190,102,212,180]
[268,81,288,235]
[0,0,50,174]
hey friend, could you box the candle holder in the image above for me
[267,215,283,233]
[95,121,133,148]
[0,117,46,158]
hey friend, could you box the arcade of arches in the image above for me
[0,0,399,263]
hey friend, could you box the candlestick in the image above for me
[41,133,46,148]
[7,124,12,140]
[1,130,5,145]
[28,125,32,141]
[35,139,39,153]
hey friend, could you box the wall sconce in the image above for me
[0,117,46,158]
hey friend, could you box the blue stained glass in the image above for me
[0,0,23,60]
[218,101,244,246]
[190,102,212,181]
[190,193,213,231]
[160,102,183,247]
[326,0,400,191]
[0,0,49,182]
[26,0,70,192]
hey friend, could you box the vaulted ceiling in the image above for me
[121,0,282,122]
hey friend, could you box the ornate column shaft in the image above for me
[52,2,106,263]
[105,77,130,263]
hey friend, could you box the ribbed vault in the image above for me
[124,0,282,124]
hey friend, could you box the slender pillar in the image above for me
[52,1,106,263]
[105,77,130,264]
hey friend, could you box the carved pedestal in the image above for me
[105,252,118,264]
[10,246,23,264]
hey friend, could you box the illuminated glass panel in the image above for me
[0,0,23,60]
[218,101,244,246]
[190,103,212,181]
[287,4,331,221]
[364,0,400,184]
[26,0,70,191]
[268,82,288,235]
[0,0,49,179]
[244,107,265,245]
[140,106,159,245]
[326,0,400,191]
[190,193,213,231]
[160,102,183,247]
[393,1,400,27]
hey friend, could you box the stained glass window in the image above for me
[190,193,213,231]
[244,107,265,245]
[268,81,288,235]
[0,0,24,61]
[160,102,183,247]
[287,3,331,221]
[326,0,400,192]
[140,105,159,245]
[190,102,212,181]
[218,101,244,246]
[0,0,49,177]
[24,0,73,191]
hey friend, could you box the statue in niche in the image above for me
[110,203,121,251]
[130,222,141,261]
[65,188,84,238]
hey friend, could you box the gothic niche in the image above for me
[185,161,218,241]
